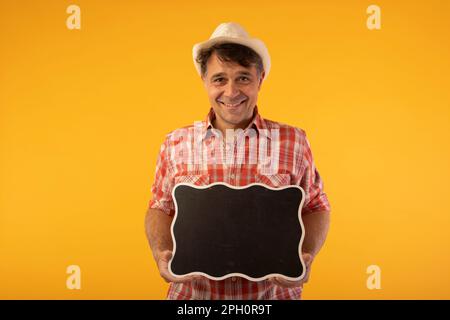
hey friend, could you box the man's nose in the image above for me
[224,81,240,99]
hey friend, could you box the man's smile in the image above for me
[217,97,248,109]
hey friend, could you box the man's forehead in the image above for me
[206,52,256,76]
[210,70,253,78]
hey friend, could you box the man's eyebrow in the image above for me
[211,71,252,79]
[211,72,226,79]
[237,71,252,76]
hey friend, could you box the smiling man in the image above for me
[203,50,260,132]
[145,22,331,300]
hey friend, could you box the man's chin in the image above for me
[213,105,252,128]
[218,104,241,113]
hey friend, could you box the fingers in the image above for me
[160,267,199,284]
[156,251,202,283]
[159,264,201,283]
[302,253,314,283]
[302,253,313,266]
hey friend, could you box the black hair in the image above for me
[196,42,264,78]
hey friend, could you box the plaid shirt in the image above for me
[149,106,331,300]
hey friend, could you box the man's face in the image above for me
[202,51,265,130]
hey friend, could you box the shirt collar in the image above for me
[202,105,271,141]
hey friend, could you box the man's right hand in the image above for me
[156,250,202,283]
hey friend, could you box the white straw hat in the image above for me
[192,22,271,80]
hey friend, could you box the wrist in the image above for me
[154,249,172,263]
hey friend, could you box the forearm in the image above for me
[145,208,174,262]
[301,210,330,258]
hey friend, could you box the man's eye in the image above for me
[240,77,249,81]
[214,78,224,82]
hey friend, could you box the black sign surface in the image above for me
[169,182,306,281]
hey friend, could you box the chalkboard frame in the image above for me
[168,182,307,282]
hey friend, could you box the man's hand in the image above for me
[157,250,202,283]
[269,253,313,288]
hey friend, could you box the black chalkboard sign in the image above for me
[168,182,306,282]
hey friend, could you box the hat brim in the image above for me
[192,36,271,80]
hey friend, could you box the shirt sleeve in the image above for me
[148,136,176,216]
[298,130,331,215]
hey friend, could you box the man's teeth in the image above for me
[221,100,246,107]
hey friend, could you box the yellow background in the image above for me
[1,0,449,299]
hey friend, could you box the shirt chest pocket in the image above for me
[174,174,210,186]
[255,173,291,188]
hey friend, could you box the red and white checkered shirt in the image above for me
[148,106,331,300]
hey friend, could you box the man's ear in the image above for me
[201,74,208,87]
[258,71,266,90]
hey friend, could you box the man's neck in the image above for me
[212,117,253,137]
[211,107,257,136]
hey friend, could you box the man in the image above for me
[145,22,331,300]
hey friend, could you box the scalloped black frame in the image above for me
[169,182,306,282]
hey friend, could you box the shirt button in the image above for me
[231,277,237,282]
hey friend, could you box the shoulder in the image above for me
[163,121,204,144]
[262,117,307,142]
